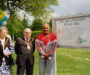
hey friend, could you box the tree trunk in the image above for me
[13,34,14,41]
[7,0,14,24]
[7,12,13,24]
[0,0,4,9]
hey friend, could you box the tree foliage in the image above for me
[30,19,43,31]
[0,0,58,23]
[19,0,58,18]
[21,16,30,29]
[6,13,24,39]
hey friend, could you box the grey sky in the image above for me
[52,0,90,17]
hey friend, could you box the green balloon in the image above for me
[0,9,3,15]
[0,15,3,21]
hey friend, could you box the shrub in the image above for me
[31,31,42,39]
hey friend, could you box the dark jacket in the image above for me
[0,37,14,66]
[15,37,35,65]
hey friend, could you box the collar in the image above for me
[43,32,50,36]
[24,37,30,41]
[0,38,5,46]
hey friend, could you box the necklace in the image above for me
[0,38,9,49]
[0,38,9,55]
[18,37,34,50]
[27,43,31,50]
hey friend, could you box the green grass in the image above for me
[12,48,90,75]
[57,48,90,75]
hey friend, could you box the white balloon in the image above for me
[3,21,7,25]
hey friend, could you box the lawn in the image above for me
[12,48,90,75]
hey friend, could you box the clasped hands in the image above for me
[43,53,49,59]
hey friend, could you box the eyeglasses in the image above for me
[24,32,30,34]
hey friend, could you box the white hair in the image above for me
[24,28,31,32]
[0,26,8,32]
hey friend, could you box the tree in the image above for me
[30,19,43,31]
[21,15,30,29]
[48,18,52,32]
[6,13,23,40]
[19,0,58,18]
[0,0,58,23]
[48,18,52,27]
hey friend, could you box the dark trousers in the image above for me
[17,58,33,75]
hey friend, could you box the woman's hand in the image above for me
[4,52,11,57]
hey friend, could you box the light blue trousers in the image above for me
[39,56,54,75]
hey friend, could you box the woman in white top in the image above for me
[0,26,15,75]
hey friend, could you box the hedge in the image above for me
[31,31,42,39]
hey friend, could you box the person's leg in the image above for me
[47,57,54,75]
[17,65,25,75]
[39,56,46,75]
[26,59,33,75]
[9,66,13,75]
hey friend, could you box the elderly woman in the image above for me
[0,26,14,75]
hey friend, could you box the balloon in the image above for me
[0,22,3,26]
[0,15,3,21]
[1,16,7,22]
[0,9,8,26]
[3,21,7,25]
[2,12,5,16]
